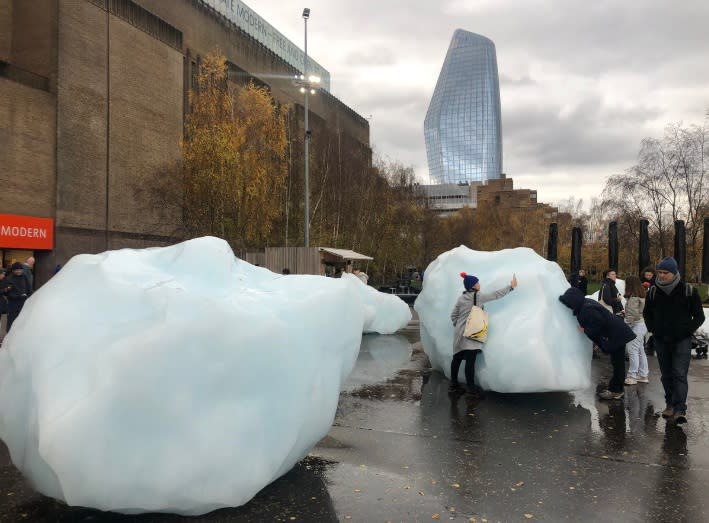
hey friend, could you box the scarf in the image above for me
[656,272,681,295]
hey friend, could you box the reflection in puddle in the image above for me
[342,334,413,392]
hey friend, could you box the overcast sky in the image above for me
[248,0,709,206]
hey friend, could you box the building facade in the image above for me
[424,29,502,185]
[0,0,371,287]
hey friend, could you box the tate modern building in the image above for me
[424,30,502,185]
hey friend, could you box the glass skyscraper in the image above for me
[424,30,502,185]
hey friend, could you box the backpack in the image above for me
[463,292,489,342]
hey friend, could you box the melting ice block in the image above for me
[414,246,592,392]
[0,237,404,515]
[341,273,412,334]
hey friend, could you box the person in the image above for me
[22,256,35,290]
[643,256,704,424]
[599,269,624,315]
[568,268,588,295]
[640,266,656,288]
[281,268,291,275]
[5,262,32,332]
[353,268,369,285]
[450,271,518,397]
[623,276,649,385]
[0,268,10,336]
[559,287,636,400]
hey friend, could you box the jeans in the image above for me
[608,347,626,393]
[451,349,481,389]
[654,337,692,414]
[626,321,649,379]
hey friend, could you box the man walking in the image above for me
[643,257,705,424]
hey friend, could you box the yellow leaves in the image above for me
[182,49,288,248]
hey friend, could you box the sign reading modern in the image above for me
[204,0,331,91]
[0,214,55,250]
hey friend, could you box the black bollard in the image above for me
[571,227,582,273]
[639,219,650,275]
[608,221,618,272]
[703,218,709,283]
[547,223,558,262]
[674,220,686,279]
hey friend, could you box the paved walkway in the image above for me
[1,324,708,522]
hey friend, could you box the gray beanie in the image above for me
[656,256,678,275]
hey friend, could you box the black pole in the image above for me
[702,217,709,283]
[547,223,558,262]
[608,221,618,272]
[674,220,686,279]
[639,219,650,275]
[571,227,582,273]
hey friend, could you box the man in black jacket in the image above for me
[643,257,705,424]
[5,262,32,332]
[568,269,588,295]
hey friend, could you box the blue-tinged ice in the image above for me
[0,236,409,515]
[414,246,592,392]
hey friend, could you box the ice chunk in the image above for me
[414,246,591,392]
[0,237,396,515]
[341,273,412,334]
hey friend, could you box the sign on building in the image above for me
[0,214,55,250]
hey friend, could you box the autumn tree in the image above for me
[601,116,709,280]
[182,50,288,250]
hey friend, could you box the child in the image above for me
[623,275,649,385]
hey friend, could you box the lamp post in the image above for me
[302,7,311,248]
[294,9,319,247]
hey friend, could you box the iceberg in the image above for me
[0,236,408,515]
[414,246,592,393]
[341,273,412,334]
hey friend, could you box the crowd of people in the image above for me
[451,257,705,426]
[0,256,35,337]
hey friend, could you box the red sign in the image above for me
[0,214,55,250]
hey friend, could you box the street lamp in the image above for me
[301,8,316,247]
[293,9,320,247]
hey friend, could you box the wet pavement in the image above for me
[2,318,709,522]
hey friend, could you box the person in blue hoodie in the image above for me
[559,287,636,400]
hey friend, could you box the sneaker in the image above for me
[661,406,674,419]
[624,377,638,385]
[636,376,649,383]
[673,412,688,424]
[598,390,624,400]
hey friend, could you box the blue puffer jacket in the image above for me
[559,287,636,353]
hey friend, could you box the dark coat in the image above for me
[0,277,9,314]
[5,272,32,313]
[559,287,636,353]
[643,281,705,342]
[568,272,588,295]
[600,277,624,314]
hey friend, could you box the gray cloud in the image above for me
[250,0,709,202]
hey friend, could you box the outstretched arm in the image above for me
[478,274,517,303]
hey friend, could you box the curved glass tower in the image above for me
[424,30,502,184]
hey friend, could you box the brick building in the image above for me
[0,0,371,287]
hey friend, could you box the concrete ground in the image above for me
[1,319,708,522]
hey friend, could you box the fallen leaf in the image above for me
[344,517,352,521]
[449,506,456,512]
[418,491,425,496]
[432,514,440,520]
[516,481,525,487]
[524,515,534,520]
[404,485,412,490]
[451,483,461,488]
[468,518,476,523]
